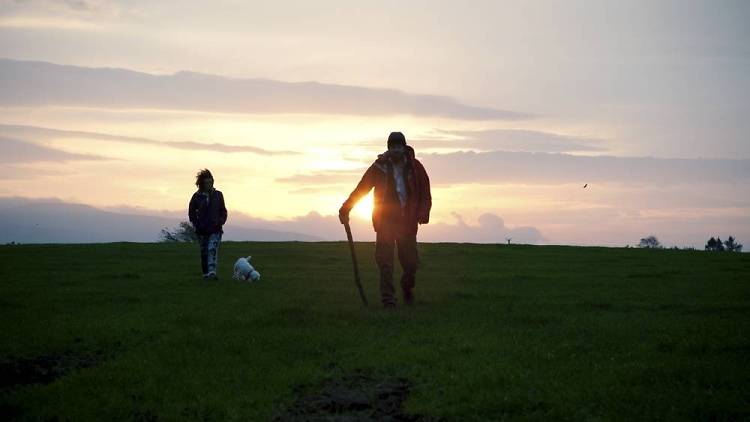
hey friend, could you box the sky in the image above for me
[0,0,749,246]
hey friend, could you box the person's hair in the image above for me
[195,169,214,187]
[387,132,406,148]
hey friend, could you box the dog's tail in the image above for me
[246,255,252,261]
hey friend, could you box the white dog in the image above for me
[233,256,261,282]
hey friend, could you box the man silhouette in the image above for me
[339,132,432,307]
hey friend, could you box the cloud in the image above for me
[0,196,64,210]
[0,196,363,243]
[426,129,607,153]
[0,124,299,155]
[419,212,544,244]
[63,0,94,11]
[3,196,747,248]
[271,150,750,188]
[273,148,750,192]
[0,197,324,243]
[0,163,68,179]
[0,16,104,30]
[0,0,131,18]
[419,150,750,186]
[243,210,545,244]
[353,129,607,153]
[0,58,532,120]
[0,136,108,163]
[276,169,363,186]
[0,0,128,30]
[0,196,545,244]
[229,211,353,241]
[286,186,342,195]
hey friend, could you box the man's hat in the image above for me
[387,132,406,148]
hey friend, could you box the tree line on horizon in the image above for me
[156,221,744,252]
[637,235,743,252]
[704,236,743,252]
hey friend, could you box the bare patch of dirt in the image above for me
[0,349,107,390]
[275,372,435,421]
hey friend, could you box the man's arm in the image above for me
[339,165,376,224]
[416,162,432,224]
[218,191,228,225]
[188,194,198,226]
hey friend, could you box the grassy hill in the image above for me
[1,242,748,421]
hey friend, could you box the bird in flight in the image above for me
[583,184,588,188]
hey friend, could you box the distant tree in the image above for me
[705,237,717,251]
[716,237,725,252]
[160,221,198,243]
[724,236,743,252]
[638,235,661,249]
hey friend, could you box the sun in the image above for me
[352,191,374,220]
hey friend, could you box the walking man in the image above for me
[188,169,227,280]
[339,132,432,307]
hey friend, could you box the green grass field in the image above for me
[1,242,748,421]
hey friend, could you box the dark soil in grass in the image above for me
[276,372,434,421]
[0,349,108,390]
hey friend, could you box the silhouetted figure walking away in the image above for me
[188,169,228,280]
[339,132,432,308]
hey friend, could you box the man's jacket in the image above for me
[341,145,431,234]
[188,189,228,235]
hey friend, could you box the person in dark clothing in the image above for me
[339,132,432,307]
[188,169,228,280]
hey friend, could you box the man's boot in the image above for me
[380,269,397,308]
[403,288,415,306]
[401,271,416,306]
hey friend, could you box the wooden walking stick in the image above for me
[344,221,368,307]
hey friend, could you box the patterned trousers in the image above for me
[198,232,222,275]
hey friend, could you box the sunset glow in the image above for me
[0,1,748,246]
